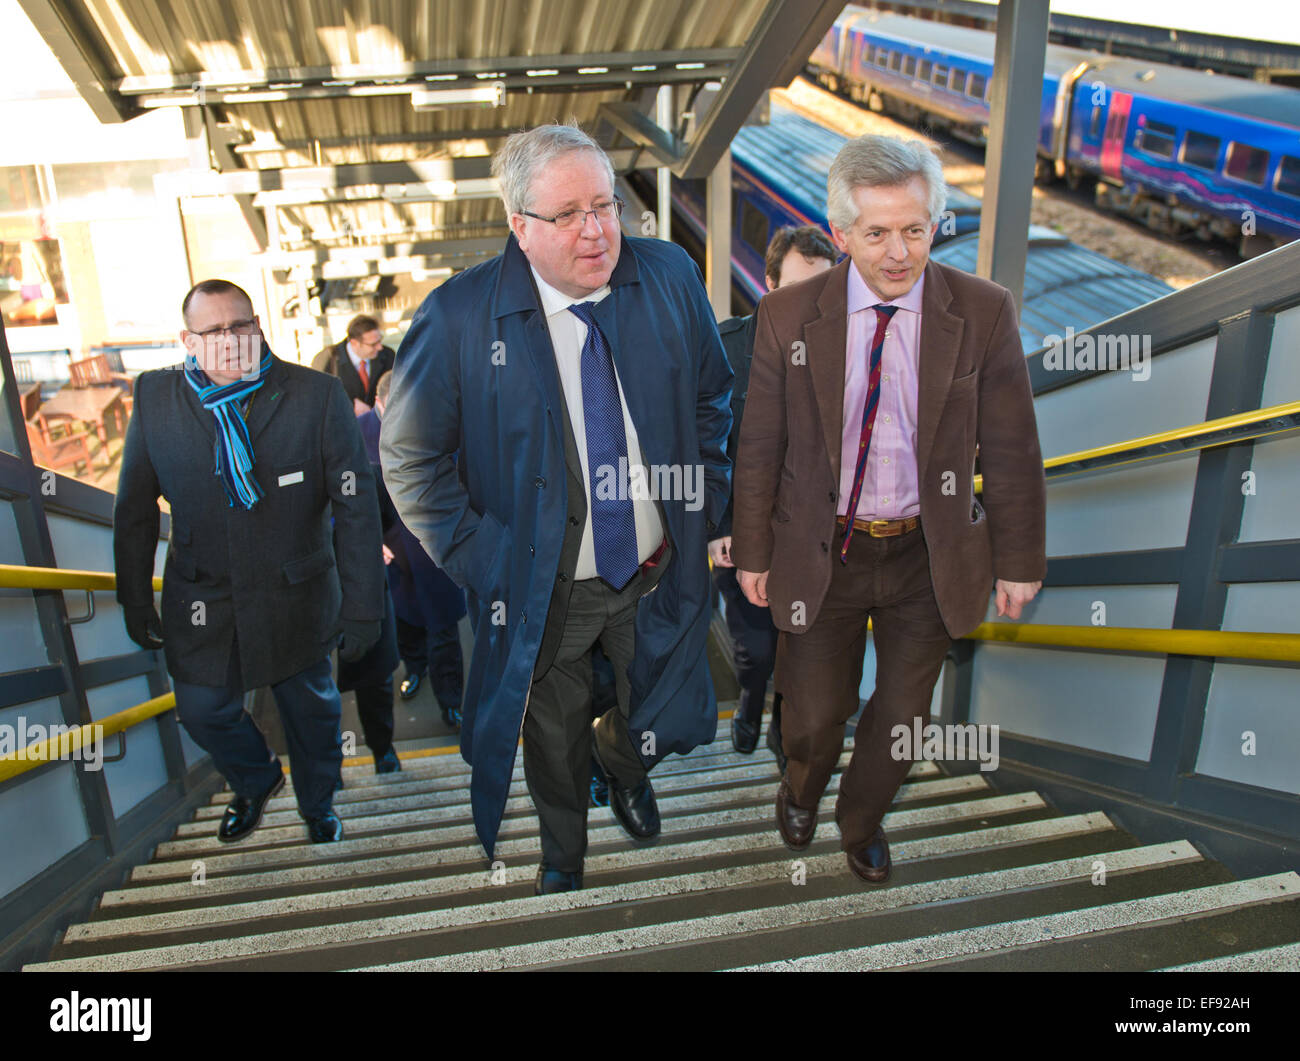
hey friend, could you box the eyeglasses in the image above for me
[192,318,259,339]
[518,197,624,231]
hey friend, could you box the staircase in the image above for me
[24,720,1300,971]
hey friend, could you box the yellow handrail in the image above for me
[975,398,1300,492]
[0,564,162,592]
[0,693,175,784]
[968,622,1300,663]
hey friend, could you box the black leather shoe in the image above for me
[535,863,583,895]
[307,812,344,843]
[399,672,422,699]
[591,725,660,843]
[776,776,816,850]
[441,705,462,730]
[846,825,891,884]
[766,718,787,775]
[374,748,401,774]
[731,711,760,754]
[218,770,285,843]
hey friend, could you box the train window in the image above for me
[1136,119,1177,159]
[1276,156,1300,199]
[933,64,948,87]
[1225,142,1269,186]
[874,46,889,68]
[1182,130,1221,171]
[904,56,917,77]
[919,59,932,82]
[740,200,769,256]
[889,52,903,72]
[949,68,967,93]
[968,73,987,100]
[1088,106,1103,139]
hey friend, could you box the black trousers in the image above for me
[714,564,783,728]
[397,617,464,714]
[523,569,658,872]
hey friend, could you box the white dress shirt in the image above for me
[531,266,663,581]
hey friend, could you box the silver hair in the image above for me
[491,123,615,215]
[826,135,947,231]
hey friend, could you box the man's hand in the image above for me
[353,397,370,417]
[382,544,394,566]
[339,619,381,662]
[708,536,734,568]
[124,603,164,651]
[995,579,1041,620]
[738,569,770,608]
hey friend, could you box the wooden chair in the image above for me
[68,353,133,415]
[19,383,42,422]
[25,414,98,476]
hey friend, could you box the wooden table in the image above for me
[40,386,126,447]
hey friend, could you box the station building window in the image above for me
[1225,141,1269,186]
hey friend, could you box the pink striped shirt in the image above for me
[838,265,925,521]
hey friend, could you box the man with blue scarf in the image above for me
[113,279,385,844]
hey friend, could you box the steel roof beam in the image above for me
[16,0,136,122]
[599,102,686,169]
[115,48,742,95]
[675,0,845,180]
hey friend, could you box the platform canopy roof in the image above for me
[19,0,844,265]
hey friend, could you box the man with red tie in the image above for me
[730,134,1047,884]
[313,314,395,417]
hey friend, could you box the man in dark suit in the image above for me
[711,225,837,766]
[358,371,466,733]
[731,135,1046,884]
[313,313,395,416]
[381,123,732,895]
[113,279,384,843]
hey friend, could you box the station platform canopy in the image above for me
[19,0,844,268]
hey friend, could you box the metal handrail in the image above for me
[967,622,1300,663]
[975,398,1300,492]
[0,565,162,592]
[0,693,175,784]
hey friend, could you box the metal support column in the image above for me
[705,147,731,320]
[976,0,1049,308]
[656,86,673,242]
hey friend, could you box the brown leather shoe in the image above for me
[776,776,817,850]
[846,826,891,884]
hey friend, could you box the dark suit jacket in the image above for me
[714,312,758,540]
[730,258,1046,639]
[315,339,395,407]
[113,354,385,690]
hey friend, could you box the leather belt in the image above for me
[835,514,920,538]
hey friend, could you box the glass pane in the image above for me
[949,68,966,93]
[1138,120,1177,159]
[1182,130,1221,171]
[740,200,768,256]
[903,56,917,77]
[918,60,932,82]
[1277,156,1300,199]
[968,73,987,99]
[934,64,949,86]
[1225,142,1269,186]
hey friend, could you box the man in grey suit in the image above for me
[113,279,384,844]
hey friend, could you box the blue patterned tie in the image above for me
[569,301,640,590]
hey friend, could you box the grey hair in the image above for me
[491,123,615,215]
[826,135,947,231]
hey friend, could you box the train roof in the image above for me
[929,226,1175,352]
[1079,55,1300,128]
[732,106,981,224]
[836,9,1098,78]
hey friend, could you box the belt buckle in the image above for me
[868,519,893,538]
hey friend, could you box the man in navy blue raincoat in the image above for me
[380,124,732,892]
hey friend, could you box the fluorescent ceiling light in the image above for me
[411,82,505,109]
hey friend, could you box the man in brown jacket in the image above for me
[730,134,1047,884]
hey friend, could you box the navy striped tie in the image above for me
[569,301,639,590]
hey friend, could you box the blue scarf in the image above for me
[183,348,274,510]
